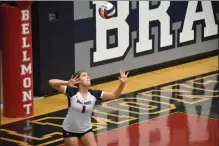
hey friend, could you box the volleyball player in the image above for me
[49,68,129,146]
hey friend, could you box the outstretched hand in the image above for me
[118,68,129,83]
[68,75,80,87]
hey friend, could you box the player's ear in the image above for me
[77,78,82,83]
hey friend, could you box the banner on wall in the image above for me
[74,1,218,78]
[31,1,219,96]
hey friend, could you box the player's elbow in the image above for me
[112,93,119,99]
[48,79,56,88]
[48,79,53,86]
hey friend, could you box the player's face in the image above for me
[79,72,91,87]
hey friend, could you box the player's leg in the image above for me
[63,129,80,146]
[80,130,97,146]
[64,137,80,146]
[63,137,80,146]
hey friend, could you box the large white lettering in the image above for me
[21,10,29,21]
[23,103,32,115]
[21,23,30,35]
[93,1,129,63]
[180,1,217,43]
[21,63,32,75]
[22,50,31,62]
[22,37,30,48]
[136,1,172,53]
[21,9,32,116]
[91,2,217,64]
[22,90,32,102]
[23,77,31,88]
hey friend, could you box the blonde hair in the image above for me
[73,70,87,78]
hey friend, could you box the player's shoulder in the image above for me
[65,86,79,98]
[88,89,103,99]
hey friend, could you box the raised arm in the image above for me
[49,75,79,93]
[101,68,129,101]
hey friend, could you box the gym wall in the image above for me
[32,1,219,96]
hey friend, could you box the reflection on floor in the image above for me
[0,71,218,146]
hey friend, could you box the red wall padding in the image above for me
[0,2,33,118]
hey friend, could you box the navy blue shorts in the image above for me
[62,128,93,139]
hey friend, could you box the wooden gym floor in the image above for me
[0,56,218,146]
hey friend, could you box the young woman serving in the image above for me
[49,68,129,146]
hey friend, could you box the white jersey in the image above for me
[62,86,104,133]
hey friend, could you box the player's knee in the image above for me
[89,142,97,146]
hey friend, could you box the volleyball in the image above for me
[98,2,116,19]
